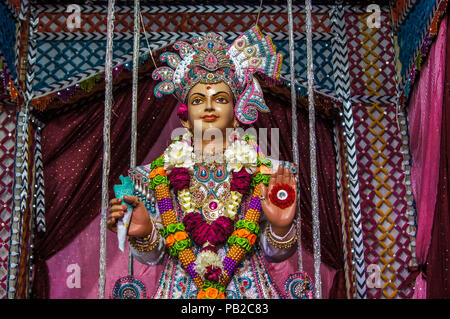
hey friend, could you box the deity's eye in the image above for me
[215,96,229,104]
[191,97,204,105]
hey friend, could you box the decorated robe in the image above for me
[128,159,297,299]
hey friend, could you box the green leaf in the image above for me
[174,240,188,251]
[150,157,165,169]
[246,221,256,232]
[235,220,246,229]
[159,227,168,238]
[227,235,237,246]
[166,223,178,234]
[251,173,271,186]
[243,134,256,141]
[149,175,170,189]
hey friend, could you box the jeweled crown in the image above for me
[152,26,283,124]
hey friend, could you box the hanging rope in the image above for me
[255,0,264,27]
[127,0,141,277]
[286,0,303,272]
[139,11,158,70]
[130,0,140,189]
[99,0,116,299]
[305,0,322,298]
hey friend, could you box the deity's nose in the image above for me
[204,97,215,112]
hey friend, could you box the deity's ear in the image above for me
[232,117,239,128]
[180,119,191,131]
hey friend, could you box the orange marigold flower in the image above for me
[165,234,175,247]
[248,234,257,245]
[205,287,219,299]
[149,166,167,179]
[237,228,250,238]
[174,231,188,241]
[218,292,226,299]
[197,291,207,299]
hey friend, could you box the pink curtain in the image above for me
[408,16,447,299]
[426,14,450,298]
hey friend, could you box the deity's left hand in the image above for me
[260,164,297,237]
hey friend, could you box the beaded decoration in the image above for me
[284,272,314,299]
[112,276,147,299]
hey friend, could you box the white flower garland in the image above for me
[224,139,258,174]
[163,135,196,173]
[194,250,225,279]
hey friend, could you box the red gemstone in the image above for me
[209,201,218,210]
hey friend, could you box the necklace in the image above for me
[193,166,227,216]
[149,132,272,299]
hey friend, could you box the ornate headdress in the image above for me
[152,26,283,124]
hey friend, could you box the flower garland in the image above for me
[148,132,272,299]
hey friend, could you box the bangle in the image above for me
[129,232,160,252]
[266,224,298,249]
[129,221,160,252]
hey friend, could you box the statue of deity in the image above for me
[107,26,304,299]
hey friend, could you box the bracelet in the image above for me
[266,224,298,249]
[129,221,160,252]
[129,232,160,252]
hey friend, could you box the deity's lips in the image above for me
[202,115,218,121]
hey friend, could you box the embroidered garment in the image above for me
[128,159,296,299]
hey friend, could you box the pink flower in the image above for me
[230,169,252,194]
[183,213,235,247]
[204,265,222,282]
[177,103,188,121]
[168,167,190,192]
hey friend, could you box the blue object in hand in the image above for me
[113,175,135,252]
[113,175,135,212]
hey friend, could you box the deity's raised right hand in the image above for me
[107,195,153,237]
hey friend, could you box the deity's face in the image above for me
[182,82,238,134]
